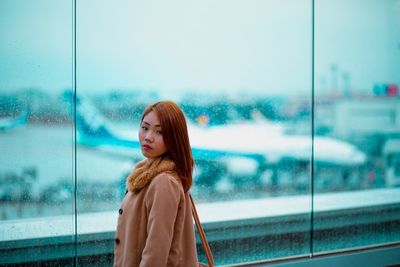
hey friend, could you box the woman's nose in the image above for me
[145,132,153,142]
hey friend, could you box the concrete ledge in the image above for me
[1,188,399,266]
[242,244,400,267]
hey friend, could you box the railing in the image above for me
[1,188,399,266]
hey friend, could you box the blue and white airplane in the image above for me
[65,91,367,189]
[0,106,29,132]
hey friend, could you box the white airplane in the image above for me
[66,91,367,189]
[0,106,29,132]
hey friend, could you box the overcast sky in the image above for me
[0,0,399,98]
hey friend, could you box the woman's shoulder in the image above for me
[145,172,185,204]
[150,171,183,191]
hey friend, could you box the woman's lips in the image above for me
[142,144,152,150]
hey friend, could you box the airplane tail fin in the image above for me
[63,90,117,142]
[0,101,30,132]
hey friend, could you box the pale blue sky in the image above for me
[0,0,399,97]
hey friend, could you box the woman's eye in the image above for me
[141,126,148,130]
[156,130,162,135]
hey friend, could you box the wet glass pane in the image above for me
[0,0,74,266]
[76,0,312,265]
[313,0,400,253]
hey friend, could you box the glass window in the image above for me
[1,0,399,266]
[0,0,74,265]
[76,0,312,265]
[313,0,400,253]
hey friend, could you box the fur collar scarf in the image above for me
[126,157,176,192]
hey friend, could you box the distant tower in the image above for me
[318,76,328,96]
[329,63,339,95]
[342,71,350,97]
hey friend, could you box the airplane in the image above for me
[63,90,367,191]
[0,105,29,132]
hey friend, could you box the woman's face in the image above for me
[139,111,168,159]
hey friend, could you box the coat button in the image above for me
[118,208,123,215]
[115,238,120,244]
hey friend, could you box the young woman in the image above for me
[113,101,198,267]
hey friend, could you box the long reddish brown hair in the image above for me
[141,101,193,192]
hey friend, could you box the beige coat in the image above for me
[113,170,198,267]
